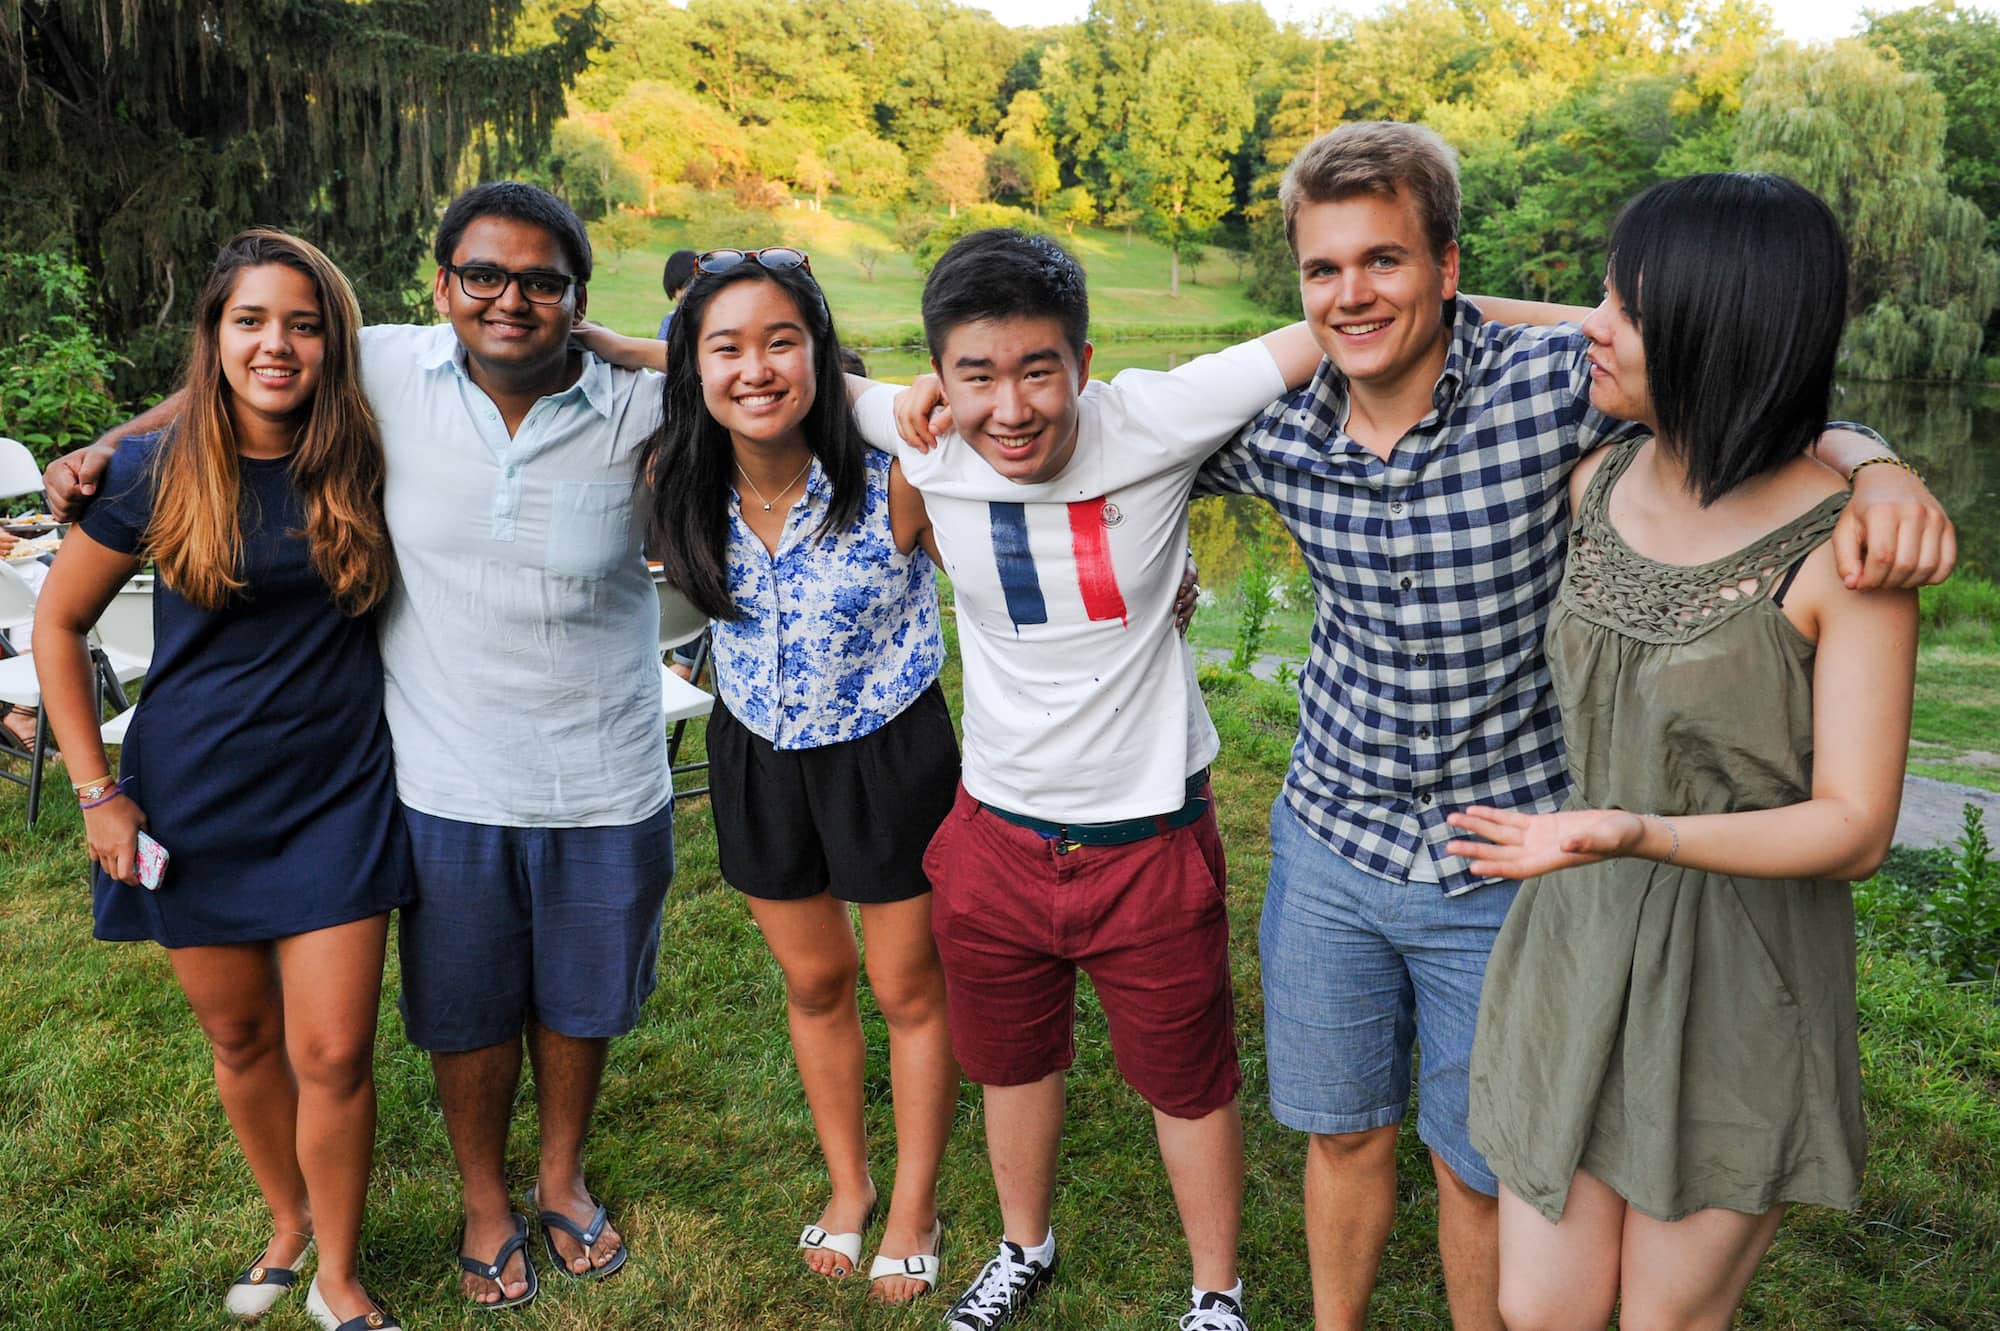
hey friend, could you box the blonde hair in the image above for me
[1281,121,1461,262]
[150,230,392,615]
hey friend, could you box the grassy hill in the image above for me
[580,200,1275,372]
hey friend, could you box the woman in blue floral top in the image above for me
[641,249,958,1304]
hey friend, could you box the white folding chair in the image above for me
[655,574,714,801]
[0,556,35,646]
[0,571,151,826]
[0,437,43,508]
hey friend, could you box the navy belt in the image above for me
[981,769,1211,850]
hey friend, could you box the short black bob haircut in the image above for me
[921,228,1089,365]
[662,248,698,300]
[1605,172,1848,507]
[433,181,593,284]
[639,258,866,621]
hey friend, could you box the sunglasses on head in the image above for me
[694,247,812,276]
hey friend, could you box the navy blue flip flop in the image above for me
[531,1186,628,1280]
[458,1210,538,1312]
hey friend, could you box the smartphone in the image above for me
[135,830,169,891]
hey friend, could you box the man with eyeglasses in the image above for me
[47,182,668,1312]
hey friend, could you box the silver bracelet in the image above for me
[1650,815,1679,865]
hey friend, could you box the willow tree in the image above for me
[1737,39,2000,380]
[0,1,600,395]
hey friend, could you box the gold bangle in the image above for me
[70,773,113,791]
[1846,456,1919,484]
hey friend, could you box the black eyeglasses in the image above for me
[442,262,576,305]
[694,247,812,276]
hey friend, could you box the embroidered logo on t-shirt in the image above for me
[987,499,1130,631]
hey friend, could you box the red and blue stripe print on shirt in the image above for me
[987,497,1128,631]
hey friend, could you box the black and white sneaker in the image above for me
[944,1239,1056,1330]
[1180,1290,1249,1331]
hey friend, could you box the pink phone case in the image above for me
[136,830,168,891]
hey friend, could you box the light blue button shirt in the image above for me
[360,324,669,827]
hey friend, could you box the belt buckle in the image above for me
[1056,835,1083,855]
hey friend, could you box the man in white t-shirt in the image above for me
[853,229,1321,1331]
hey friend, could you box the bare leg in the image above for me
[273,916,389,1322]
[1303,1126,1398,1331]
[746,892,876,1277]
[526,1023,621,1273]
[1154,1099,1244,1292]
[1434,1151,1503,1331]
[1494,1172,1624,1331]
[168,944,313,1274]
[983,1073,1065,1247]
[1617,1199,1785,1331]
[857,895,958,1302]
[432,1040,531,1304]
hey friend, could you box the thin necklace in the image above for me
[734,457,812,512]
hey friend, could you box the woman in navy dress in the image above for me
[35,231,413,1331]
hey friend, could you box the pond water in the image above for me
[853,337,2000,578]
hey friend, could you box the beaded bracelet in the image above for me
[79,776,134,810]
[1846,456,1920,484]
[1648,814,1680,866]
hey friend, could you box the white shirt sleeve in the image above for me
[1089,337,1288,477]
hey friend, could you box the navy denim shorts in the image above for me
[396,799,675,1052]
[1259,795,1518,1195]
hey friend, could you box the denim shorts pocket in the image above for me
[546,479,633,579]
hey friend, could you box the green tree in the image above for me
[1122,39,1253,295]
[1053,185,1098,234]
[991,90,1062,212]
[1867,1,2000,243]
[526,115,644,221]
[828,133,911,205]
[1738,38,2000,379]
[925,131,992,219]
[0,0,599,397]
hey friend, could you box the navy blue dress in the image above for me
[83,432,415,946]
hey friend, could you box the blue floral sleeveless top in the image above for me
[712,450,944,749]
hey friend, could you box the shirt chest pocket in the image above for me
[545,479,634,580]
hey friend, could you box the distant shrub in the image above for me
[0,251,124,465]
[1856,804,2000,987]
[1919,574,2000,645]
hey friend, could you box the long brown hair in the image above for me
[150,230,392,614]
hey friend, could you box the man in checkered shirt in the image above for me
[1198,122,1956,1331]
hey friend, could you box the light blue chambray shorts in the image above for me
[1259,795,1519,1195]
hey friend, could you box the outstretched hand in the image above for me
[892,374,952,452]
[1445,805,1649,879]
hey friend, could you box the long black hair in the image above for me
[1606,172,1849,506]
[641,259,867,619]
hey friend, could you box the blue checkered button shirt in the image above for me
[1199,299,1626,895]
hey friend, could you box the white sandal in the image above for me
[867,1219,943,1299]
[798,1223,865,1278]
[223,1237,314,1320]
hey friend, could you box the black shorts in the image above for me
[708,682,960,904]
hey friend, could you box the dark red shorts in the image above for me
[921,782,1241,1119]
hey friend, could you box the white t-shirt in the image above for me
[360,324,669,828]
[855,339,1286,822]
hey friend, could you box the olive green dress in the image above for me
[1467,441,1866,1224]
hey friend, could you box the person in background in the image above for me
[657,248,698,340]
[33,229,413,1331]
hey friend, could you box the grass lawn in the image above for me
[2,612,1996,1329]
[581,202,1274,353]
[1908,636,2000,794]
